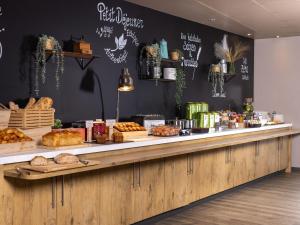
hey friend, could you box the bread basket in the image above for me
[0,103,11,129]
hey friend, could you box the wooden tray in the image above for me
[114,129,148,141]
[9,108,54,129]
[19,160,100,173]
[0,141,37,155]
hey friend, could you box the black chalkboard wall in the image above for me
[0,0,254,122]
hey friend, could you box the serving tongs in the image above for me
[79,159,90,166]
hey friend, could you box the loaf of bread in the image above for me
[30,156,48,166]
[42,130,84,147]
[54,153,79,164]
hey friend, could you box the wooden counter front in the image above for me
[0,126,299,225]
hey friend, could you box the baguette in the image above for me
[25,97,36,109]
[32,97,53,110]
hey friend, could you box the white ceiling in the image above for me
[126,0,300,39]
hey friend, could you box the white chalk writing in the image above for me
[241,57,249,80]
[97,2,144,30]
[96,26,113,38]
[0,6,5,60]
[96,2,144,64]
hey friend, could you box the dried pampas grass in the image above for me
[214,37,249,63]
[231,40,249,62]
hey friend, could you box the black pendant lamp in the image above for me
[118,68,134,91]
[116,68,134,121]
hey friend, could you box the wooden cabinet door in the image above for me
[131,159,165,224]
[189,148,232,202]
[56,171,101,225]
[188,151,213,201]
[255,139,279,178]
[0,177,56,225]
[230,143,256,186]
[279,136,290,171]
[211,148,233,194]
[164,155,190,211]
[99,165,133,225]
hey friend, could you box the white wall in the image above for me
[254,36,300,167]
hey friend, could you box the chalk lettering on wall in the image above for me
[96,26,113,38]
[180,32,202,79]
[96,2,144,63]
[0,6,5,60]
[241,57,249,80]
[180,32,202,67]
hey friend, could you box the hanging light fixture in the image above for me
[118,68,134,91]
[116,68,134,121]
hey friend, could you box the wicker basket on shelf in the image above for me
[8,108,55,129]
[0,103,11,129]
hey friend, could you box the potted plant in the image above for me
[34,34,64,96]
[139,43,161,79]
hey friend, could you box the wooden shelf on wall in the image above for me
[33,50,100,70]
[143,78,176,82]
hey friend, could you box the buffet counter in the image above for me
[0,123,294,165]
[0,123,299,225]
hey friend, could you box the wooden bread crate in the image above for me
[9,109,55,129]
[0,103,11,129]
[113,129,148,141]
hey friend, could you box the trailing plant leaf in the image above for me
[34,34,64,96]
[172,49,186,107]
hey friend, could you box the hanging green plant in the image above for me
[34,34,64,96]
[174,49,186,107]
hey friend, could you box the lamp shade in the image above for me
[118,68,134,91]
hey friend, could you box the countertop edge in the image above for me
[0,124,293,165]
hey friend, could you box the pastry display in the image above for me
[42,130,84,147]
[112,132,124,143]
[0,128,32,144]
[151,126,180,137]
[30,156,48,166]
[54,153,80,164]
[114,122,146,132]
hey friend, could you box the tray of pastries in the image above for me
[0,128,36,154]
[113,122,146,132]
[113,122,148,140]
[152,125,180,137]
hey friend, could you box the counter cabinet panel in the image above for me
[0,131,294,225]
[0,175,56,225]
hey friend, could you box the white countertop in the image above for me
[0,124,292,165]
